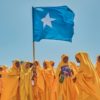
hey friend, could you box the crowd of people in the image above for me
[0,51,100,100]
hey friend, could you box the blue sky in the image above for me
[0,0,100,67]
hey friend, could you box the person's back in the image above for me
[1,60,20,100]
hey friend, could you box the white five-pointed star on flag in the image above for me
[41,13,56,28]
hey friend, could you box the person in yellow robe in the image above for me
[42,60,58,100]
[0,65,8,100]
[50,61,58,100]
[0,65,7,71]
[19,61,33,100]
[56,54,79,100]
[96,55,100,78]
[0,60,20,100]
[75,52,100,100]
[32,61,45,100]
[0,67,3,100]
[50,61,57,74]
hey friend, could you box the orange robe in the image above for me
[0,65,19,100]
[75,52,100,100]
[96,61,100,78]
[0,66,7,100]
[56,55,79,100]
[19,62,33,100]
[42,60,57,100]
[32,62,45,100]
[0,73,2,100]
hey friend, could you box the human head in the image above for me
[75,52,90,64]
[61,54,69,63]
[43,60,50,69]
[28,62,33,68]
[50,61,55,67]
[97,55,100,62]
[24,62,31,69]
[12,60,20,69]
[34,61,39,67]
[75,56,80,63]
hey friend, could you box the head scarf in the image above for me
[43,60,51,69]
[50,61,55,67]
[56,54,69,76]
[75,52,96,77]
[34,60,41,69]
[75,52,100,100]
[21,61,30,73]
[96,55,100,78]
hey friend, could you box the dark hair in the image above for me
[29,63,33,68]
[34,61,39,66]
[98,56,100,60]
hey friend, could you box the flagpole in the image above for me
[32,6,35,62]
[33,42,35,62]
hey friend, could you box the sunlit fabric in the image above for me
[20,62,33,100]
[32,61,45,100]
[56,55,79,100]
[42,60,57,100]
[0,62,19,100]
[75,52,100,100]
[96,58,100,78]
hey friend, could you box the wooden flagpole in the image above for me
[32,5,35,62]
[33,42,35,62]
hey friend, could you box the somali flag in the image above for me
[32,6,75,42]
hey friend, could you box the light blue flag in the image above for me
[32,6,75,42]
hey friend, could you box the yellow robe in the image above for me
[32,62,45,100]
[75,52,100,100]
[0,72,2,100]
[49,61,58,100]
[56,55,79,100]
[0,66,7,100]
[42,60,57,100]
[19,62,33,100]
[50,61,58,100]
[96,61,100,78]
[0,78,1,100]
[0,65,19,100]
